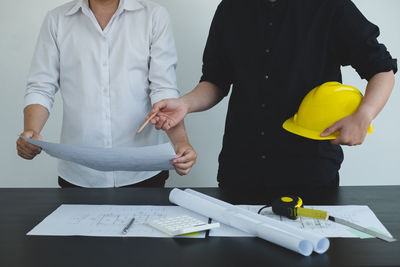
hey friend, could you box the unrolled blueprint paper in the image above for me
[27,205,207,238]
[169,188,318,256]
[21,137,176,171]
[184,189,329,254]
[210,205,393,239]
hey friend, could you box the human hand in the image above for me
[16,130,42,159]
[147,98,189,131]
[171,143,197,176]
[320,110,373,146]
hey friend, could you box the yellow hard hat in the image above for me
[282,82,374,140]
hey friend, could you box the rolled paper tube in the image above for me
[169,188,315,256]
[184,189,329,254]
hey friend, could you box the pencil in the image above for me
[137,113,157,133]
[122,217,135,235]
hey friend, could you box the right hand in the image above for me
[147,98,189,131]
[16,130,42,160]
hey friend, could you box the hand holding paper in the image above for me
[17,131,42,160]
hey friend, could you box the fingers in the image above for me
[147,98,185,130]
[322,115,368,146]
[172,148,197,176]
[20,138,41,153]
[331,134,364,146]
[16,131,42,160]
[328,126,366,146]
[164,122,172,131]
[330,137,342,146]
[150,116,158,125]
[17,148,37,160]
[16,141,41,159]
[155,116,167,130]
[175,167,190,176]
[321,122,341,137]
[322,122,345,145]
[153,100,166,113]
[153,115,174,131]
[172,149,196,164]
[174,162,194,170]
[17,137,41,153]
[146,101,167,120]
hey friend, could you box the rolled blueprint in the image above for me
[169,188,315,256]
[184,189,329,254]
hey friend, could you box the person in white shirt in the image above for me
[16,0,197,188]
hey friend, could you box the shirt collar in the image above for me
[65,0,86,16]
[122,0,144,12]
[65,0,144,16]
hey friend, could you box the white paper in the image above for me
[169,188,321,256]
[22,137,176,171]
[210,205,393,239]
[183,189,329,254]
[27,205,208,238]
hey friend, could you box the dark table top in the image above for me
[0,186,399,267]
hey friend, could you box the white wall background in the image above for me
[0,0,399,188]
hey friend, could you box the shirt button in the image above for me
[265,74,269,80]
[261,155,267,160]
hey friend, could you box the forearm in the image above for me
[181,81,225,113]
[166,121,190,147]
[24,104,49,133]
[356,70,395,120]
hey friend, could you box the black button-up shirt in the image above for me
[200,0,397,188]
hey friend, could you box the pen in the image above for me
[122,217,135,235]
[137,113,157,133]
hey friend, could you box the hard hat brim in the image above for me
[282,117,374,141]
[282,117,337,140]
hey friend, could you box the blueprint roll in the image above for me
[184,189,329,254]
[169,188,314,256]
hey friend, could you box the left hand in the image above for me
[320,111,372,146]
[171,143,197,175]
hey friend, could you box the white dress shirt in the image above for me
[25,0,180,187]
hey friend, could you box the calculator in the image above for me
[148,215,220,236]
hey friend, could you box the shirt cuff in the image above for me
[200,75,231,97]
[361,58,398,81]
[24,92,53,113]
[150,88,180,106]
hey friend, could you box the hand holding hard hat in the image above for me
[283,82,373,145]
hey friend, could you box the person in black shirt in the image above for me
[147,0,397,189]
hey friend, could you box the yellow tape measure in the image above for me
[271,195,328,220]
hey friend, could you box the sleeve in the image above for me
[200,1,234,96]
[148,6,180,105]
[332,0,397,81]
[25,12,60,113]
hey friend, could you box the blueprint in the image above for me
[21,137,176,171]
[27,205,207,238]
